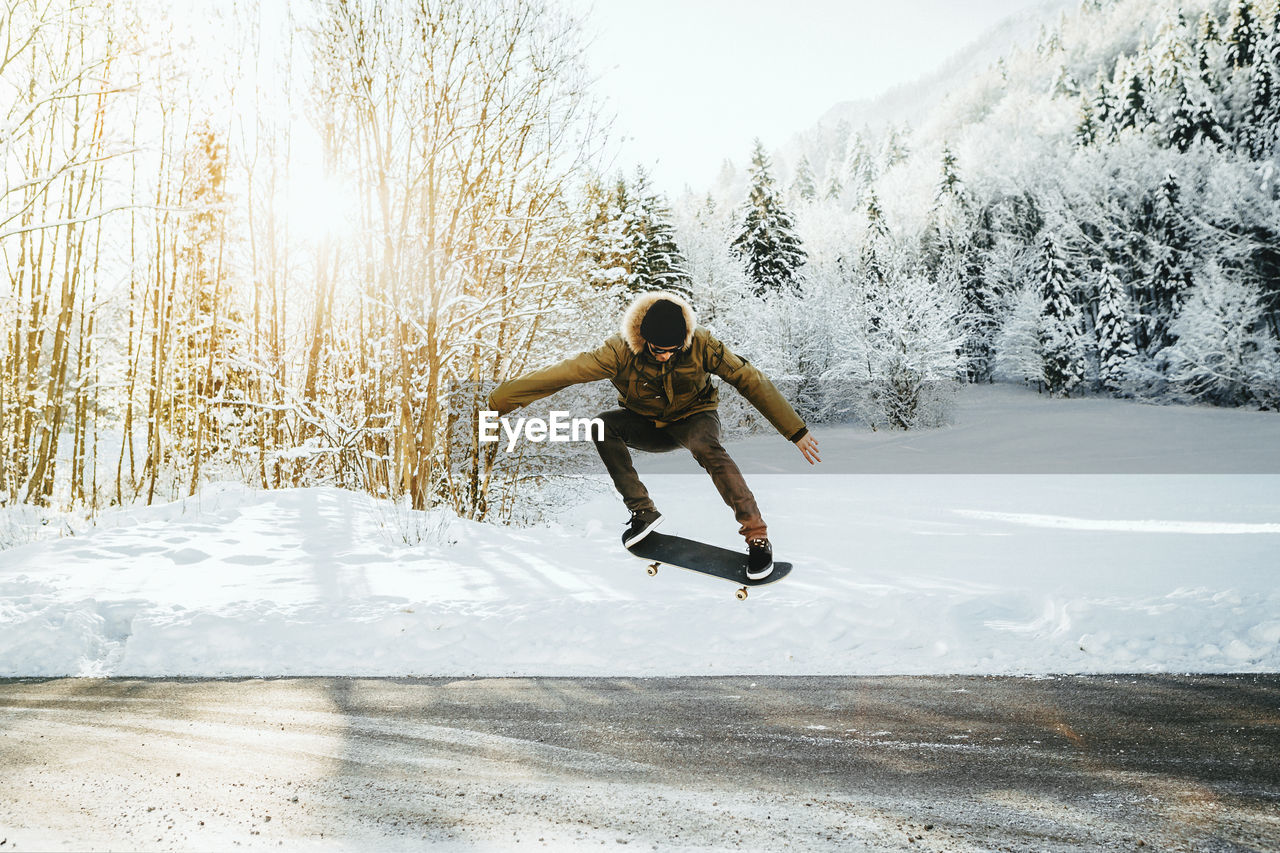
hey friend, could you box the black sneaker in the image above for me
[622,509,663,548]
[746,538,773,580]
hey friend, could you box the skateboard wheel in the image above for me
[736,588,748,600]
[647,563,659,576]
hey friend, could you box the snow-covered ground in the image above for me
[2,385,1278,677]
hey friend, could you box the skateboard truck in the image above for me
[644,560,752,601]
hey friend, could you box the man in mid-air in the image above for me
[487,291,820,580]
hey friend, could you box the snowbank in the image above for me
[1,386,1277,677]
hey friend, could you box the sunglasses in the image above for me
[647,342,680,355]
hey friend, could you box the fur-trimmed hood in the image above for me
[620,291,697,355]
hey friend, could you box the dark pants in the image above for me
[592,408,767,541]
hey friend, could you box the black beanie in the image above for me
[639,299,687,347]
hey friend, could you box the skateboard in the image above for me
[626,531,792,600]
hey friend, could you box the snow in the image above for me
[1,384,1278,678]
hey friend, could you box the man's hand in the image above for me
[795,432,820,465]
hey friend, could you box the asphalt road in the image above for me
[1,675,1277,851]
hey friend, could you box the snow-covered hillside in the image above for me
[2,385,1277,678]
[787,0,1075,174]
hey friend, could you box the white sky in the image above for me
[564,0,1057,194]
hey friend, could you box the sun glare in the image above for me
[285,169,356,244]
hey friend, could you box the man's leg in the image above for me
[592,408,679,514]
[667,412,767,541]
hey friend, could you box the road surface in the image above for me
[1,675,1277,851]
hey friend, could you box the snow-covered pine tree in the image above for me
[830,118,852,160]
[579,171,692,300]
[1200,8,1221,47]
[1076,97,1098,147]
[791,156,818,203]
[824,172,844,202]
[935,144,964,203]
[860,187,890,286]
[1197,14,1220,88]
[1152,11,1194,93]
[579,176,634,291]
[1118,62,1152,130]
[1095,266,1137,392]
[1037,231,1086,396]
[1052,62,1079,98]
[1166,75,1225,151]
[629,168,693,300]
[923,144,969,261]
[1225,0,1260,69]
[1245,47,1277,158]
[923,145,975,283]
[1143,172,1194,352]
[880,125,910,169]
[1264,0,1280,159]
[730,139,807,297]
[842,132,874,193]
[921,146,991,380]
[1270,2,1280,66]
[1089,70,1118,142]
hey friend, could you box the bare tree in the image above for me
[307,0,605,516]
[1,0,126,506]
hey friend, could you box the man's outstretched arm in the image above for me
[487,338,623,415]
[705,332,819,464]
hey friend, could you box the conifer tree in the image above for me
[1197,40,1217,87]
[824,172,844,201]
[579,176,633,291]
[1270,4,1280,65]
[923,144,970,271]
[1052,63,1079,98]
[1225,0,1259,69]
[860,187,890,286]
[730,139,807,297]
[1095,267,1137,391]
[1144,172,1194,351]
[629,169,693,300]
[579,170,692,299]
[1166,79,1198,151]
[1266,8,1280,156]
[1075,97,1098,147]
[842,132,874,190]
[1037,232,1086,395]
[1167,76,1225,151]
[1246,53,1277,158]
[1118,67,1151,130]
[1089,70,1118,141]
[1200,9,1220,46]
[880,125,910,169]
[935,144,964,204]
[1152,12,1194,92]
[791,155,818,202]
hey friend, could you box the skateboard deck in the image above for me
[626,531,792,599]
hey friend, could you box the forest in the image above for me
[3,0,1278,524]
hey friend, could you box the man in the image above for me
[487,291,820,580]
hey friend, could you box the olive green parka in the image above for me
[487,292,808,442]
